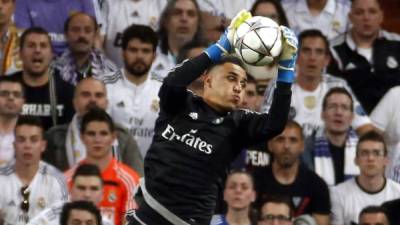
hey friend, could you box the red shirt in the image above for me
[65,159,140,225]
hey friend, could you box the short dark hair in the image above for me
[0,76,25,97]
[72,163,103,185]
[359,205,389,224]
[285,120,304,140]
[246,74,257,85]
[20,27,52,49]
[356,131,388,156]
[322,87,354,112]
[226,169,255,188]
[60,201,102,225]
[250,0,289,27]
[258,195,293,221]
[176,40,208,64]
[207,55,246,73]
[15,116,44,137]
[64,12,98,33]
[158,0,203,54]
[298,29,330,55]
[121,24,158,51]
[80,108,115,134]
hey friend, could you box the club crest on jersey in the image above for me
[117,101,125,108]
[108,191,117,203]
[189,112,198,120]
[37,197,46,209]
[151,99,160,112]
[161,124,213,154]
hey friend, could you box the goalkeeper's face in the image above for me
[203,62,247,112]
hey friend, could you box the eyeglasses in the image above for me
[0,90,23,98]
[20,186,30,212]
[325,104,352,112]
[358,149,385,158]
[260,214,292,222]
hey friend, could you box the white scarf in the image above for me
[313,129,360,186]
[66,114,120,167]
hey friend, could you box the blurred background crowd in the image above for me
[0,0,399,225]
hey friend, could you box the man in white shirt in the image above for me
[102,0,167,67]
[107,24,162,157]
[0,77,25,165]
[330,131,400,225]
[0,116,68,225]
[263,29,373,138]
[370,86,400,182]
[281,0,350,40]
[28,163,113,225]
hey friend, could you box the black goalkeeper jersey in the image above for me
[137,53,292,225]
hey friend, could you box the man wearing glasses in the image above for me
[302,87,359,186]
[0,77,25,166]
[258,196,293,225]
[0,116,68,225]
[330,131,400,225]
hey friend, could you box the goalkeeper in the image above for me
[126,10,298,225]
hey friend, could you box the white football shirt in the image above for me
[103,0,167,67]
[0,161,68,225]
[330,178,400,225]
[107,69,162,157]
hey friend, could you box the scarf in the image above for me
[313,129,359,186]
[66,114,120,167]
[56,49,117,85]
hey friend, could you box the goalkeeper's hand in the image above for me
[277,26,298,83]
[205,10,252,63]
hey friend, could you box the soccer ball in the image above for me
[233,16,282,66]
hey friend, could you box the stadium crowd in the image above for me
[0,0,399,225]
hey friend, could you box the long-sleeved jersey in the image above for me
[137,53,292,225]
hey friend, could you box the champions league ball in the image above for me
[233,16,282,66]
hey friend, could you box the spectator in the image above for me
[257,196,293,225]
[150,0,202,80]
[60,201,101,225]
[55,12,117,86]
[328,0,400,114]
[107,24,161,157]
[262,29,373,138]
[253,121,331,225]
[211,170,256,225]
[358,206,390,225]
[102,0,167,67]
[44,77,143,174]
[370,86,400,182]
[250,0,289,26]
[0,77,24,165]
[239,74,259,112]
[198,0,255,42]
[303,87,359,186]
[27,164,113,225]
[330,131,400,225]
[0,116,68,225]
[65,108,140,225]
[281,0,350,39]
[0,0,23,75]
[9,27,75,130]
[14,0,102,55]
